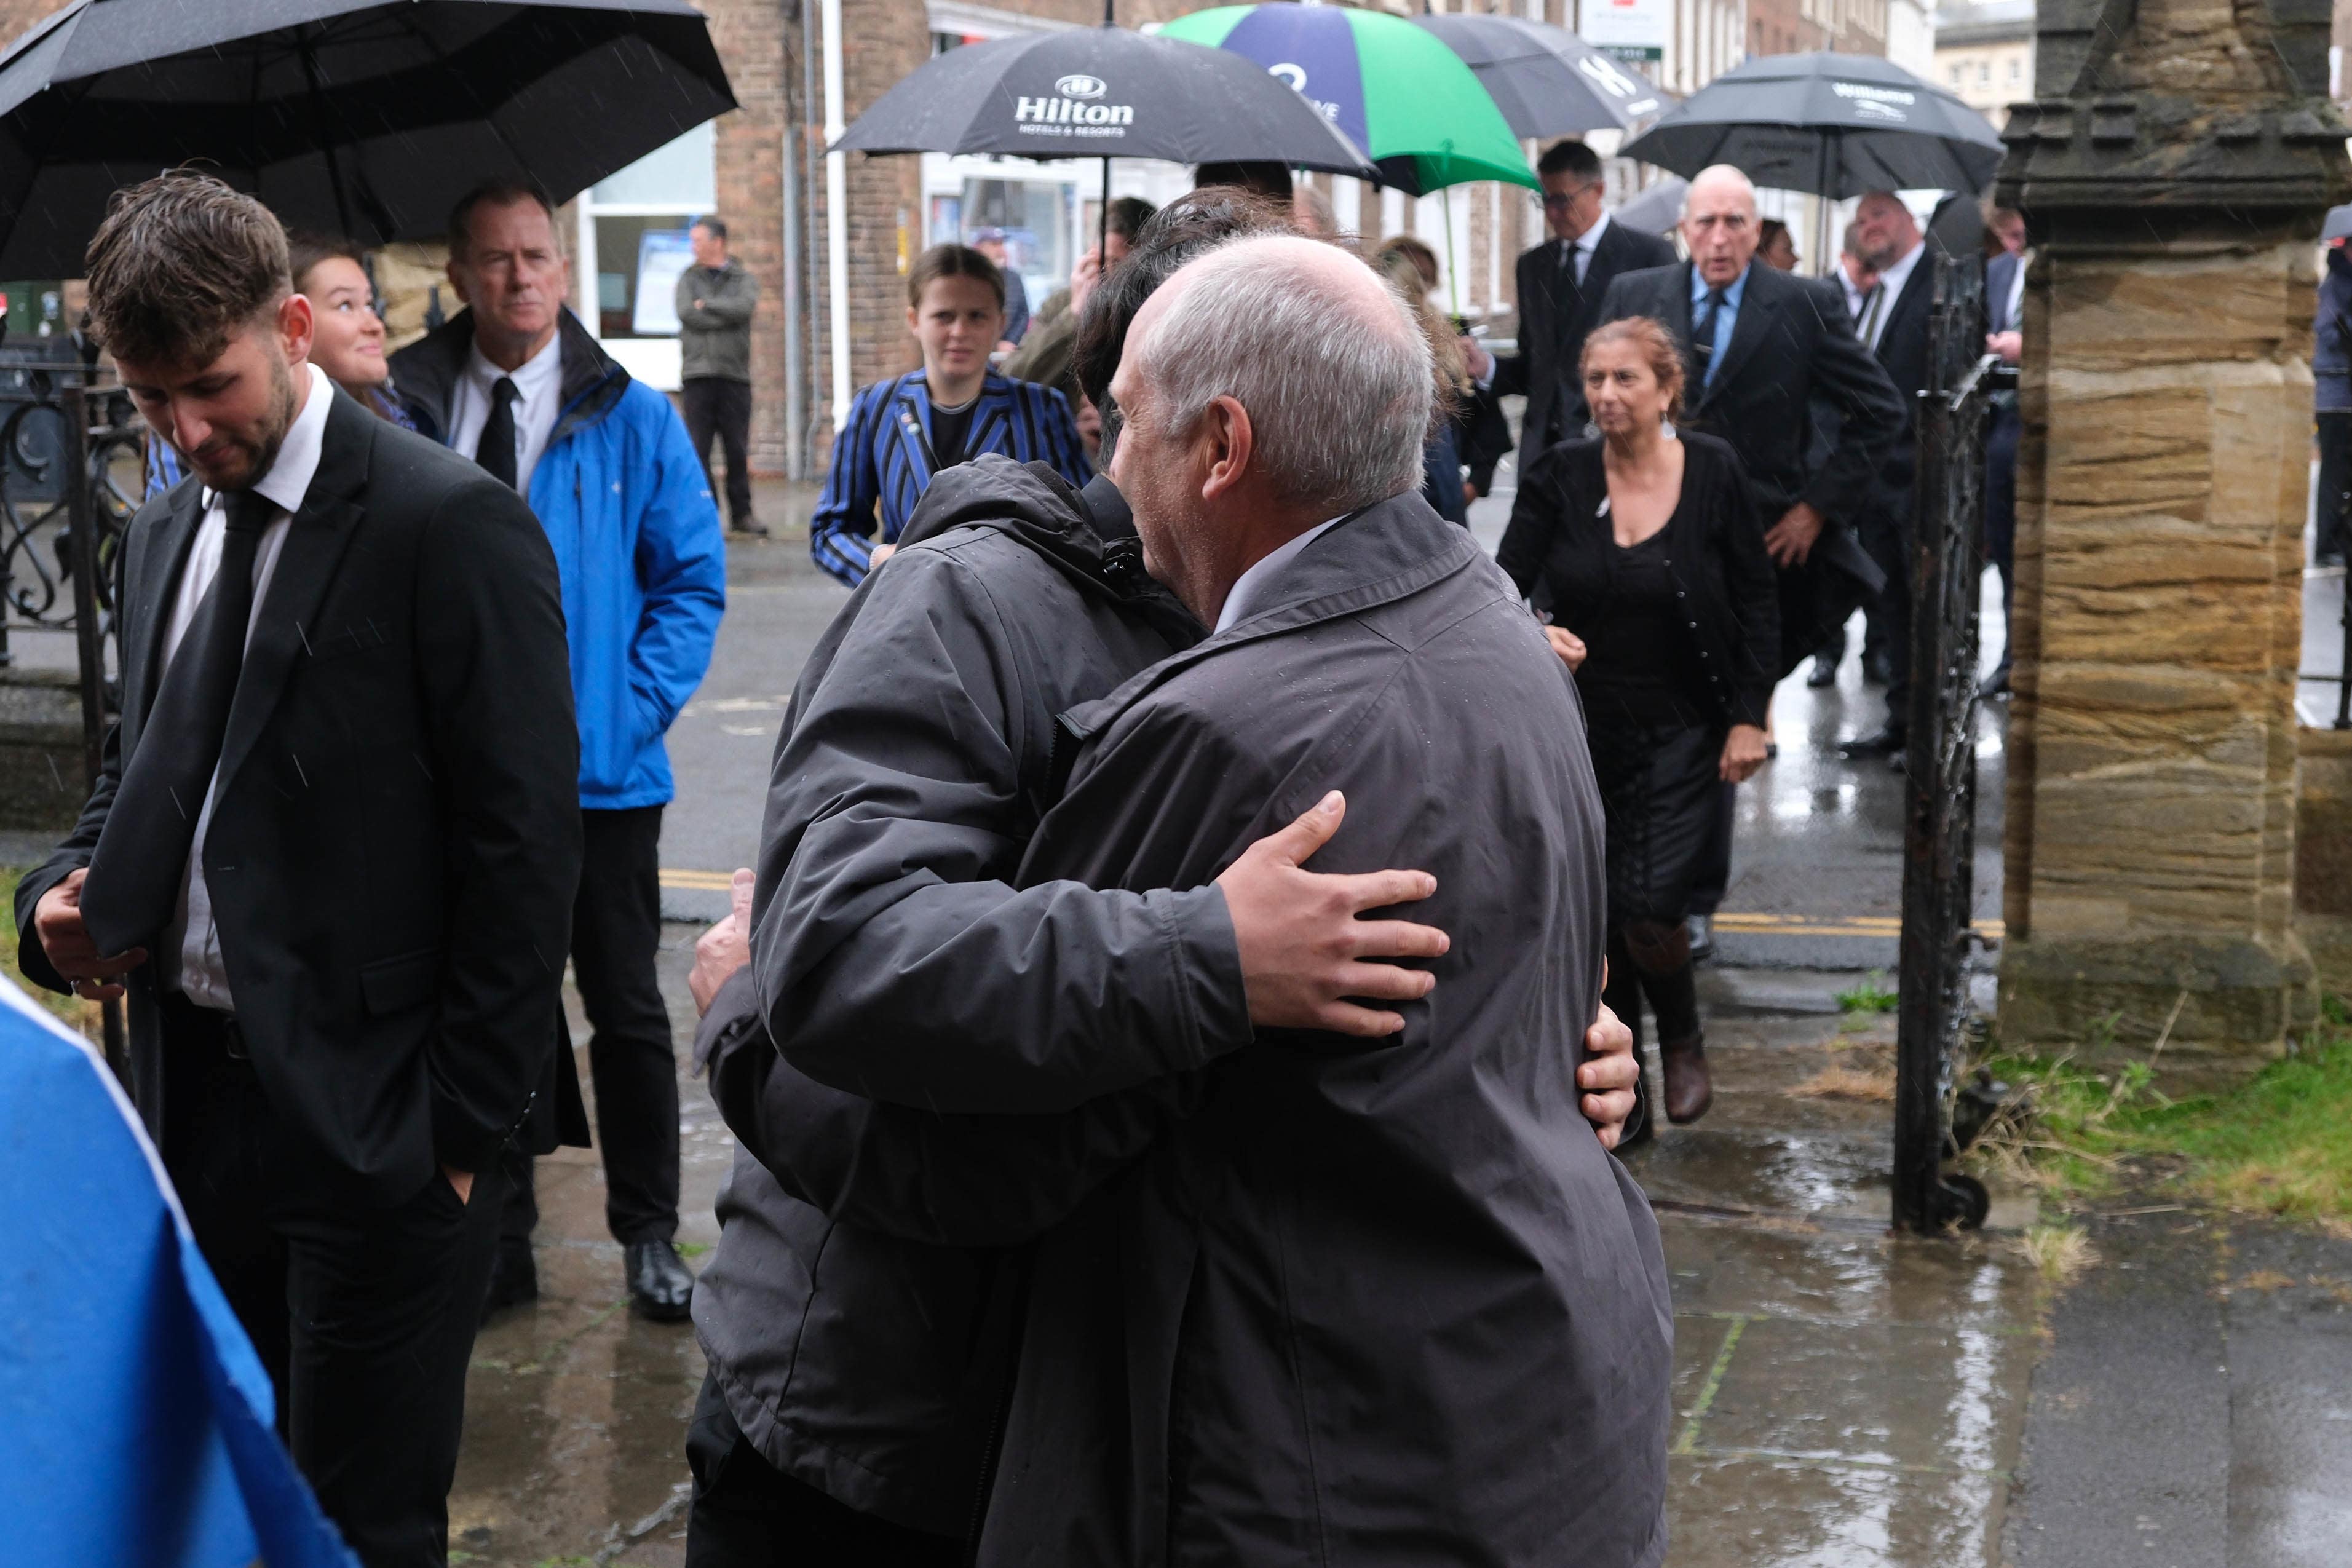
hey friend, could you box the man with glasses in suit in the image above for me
[1464,140,1677,478]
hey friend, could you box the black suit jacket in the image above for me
[1597,259,1906,667]
[1870,248,1938,499]
[1492,218,1679,470]
[13,386,582,1205]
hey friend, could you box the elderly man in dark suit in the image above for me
[1467,140,1677,473]
[15,172,580,1567]
[1596,165,1904,949]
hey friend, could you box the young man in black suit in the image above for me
[1843,189,1939,761]
[1594,165,1906,955]
[14,172,581,1567]
[1466,140,1677,475]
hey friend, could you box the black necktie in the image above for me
[1692,287,1727,387]
[475,376,520,489]
[79,490,273,958]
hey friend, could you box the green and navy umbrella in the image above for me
[1158,4,1534,195]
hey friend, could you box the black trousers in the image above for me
[684,376,756,529]
[1861,499,1915,735]
[500,804,678,1249]
[160,997,503,1568]
[2316,411,2352,563]
[684,1372,963,1567]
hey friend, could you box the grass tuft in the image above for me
[1970,996,2352,1226]
[1834,971,1899,1015]
[2022,1222,2097,1286]
[1790,1063,1896,1102]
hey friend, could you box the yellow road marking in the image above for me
[659,869,739,891]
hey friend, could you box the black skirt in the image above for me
[1582,690,1723,932]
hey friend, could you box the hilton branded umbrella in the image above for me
[1411,12,1669,138]
[1157,4,1535,196]
[0,0,735,278]
[1621,51,2001,264]
[831,22,1374,259]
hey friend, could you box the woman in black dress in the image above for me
[1497,316,1778,1134]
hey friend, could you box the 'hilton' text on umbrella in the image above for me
[1015,75,1136,138]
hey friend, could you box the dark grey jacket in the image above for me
[676,258,758,382]
[960,493,1673,1567]
[692,457,1239,1535]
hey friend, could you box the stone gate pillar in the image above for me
[1994,0,2349,1076]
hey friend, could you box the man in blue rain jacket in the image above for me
[392,180,726,1323]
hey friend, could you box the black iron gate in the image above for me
[1,349,139,1079]
[1893,251,2000,1234]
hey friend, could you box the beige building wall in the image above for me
[1936,36,2035,124]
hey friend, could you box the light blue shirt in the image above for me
[1688,262,1750,387]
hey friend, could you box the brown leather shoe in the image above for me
[1660,1037,1713,1125]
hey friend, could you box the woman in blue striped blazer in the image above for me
[810,244,1090,587]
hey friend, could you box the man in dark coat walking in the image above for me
[1470,140,1677,475]
[1840,189,1940,762]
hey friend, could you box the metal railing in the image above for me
[0,349,138,1080]
[1893,251,2000,1235]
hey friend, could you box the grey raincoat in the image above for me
[967,492,1674,1567]
[743,486,1673,1566]
[692,456,1239,1535]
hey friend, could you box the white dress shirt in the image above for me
[1565,210,1612,288]
[445,330,563,501]
[1866,238,1928,352]
[161,362,330,1010]
[1214,517,1345,633]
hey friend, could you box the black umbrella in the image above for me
[1621,51,1999,277]
[1411,12,1669,138]
[831,22,1376,258]
[1621,51,1998,196]
[0,0,735,277]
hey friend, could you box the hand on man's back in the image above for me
[1216,791,1451,1038]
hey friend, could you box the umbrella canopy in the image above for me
[1620,51,2001,198]
[0,0,735,278]
[1411,13,1668,138]
[831,23,1374,180]
[1157,4,1535,194]
[1611,175,1688,237]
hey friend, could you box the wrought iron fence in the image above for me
[1893,251,2001,1235]
[0,348,140,1079]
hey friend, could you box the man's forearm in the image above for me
[753,871,1250,1115]
[705,968,1179,1246]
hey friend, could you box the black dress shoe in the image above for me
[627,1240,695,1321]
[1841,724,1907,758]
[1806,652,1840,687]
[480,1239,537,1324]
[732,519,771,539]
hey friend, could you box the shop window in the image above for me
[574,122,717,389]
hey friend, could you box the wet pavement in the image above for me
[448,954,2057,1567]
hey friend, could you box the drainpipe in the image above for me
[822,0,851,437]
[781,89,805,480]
